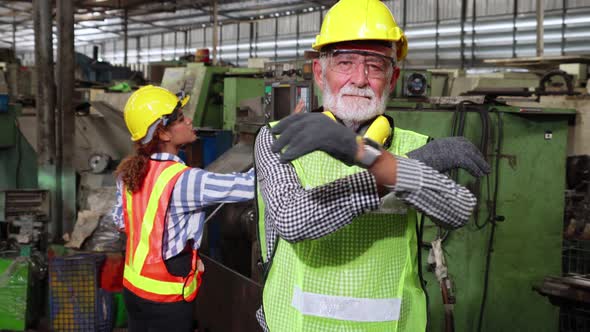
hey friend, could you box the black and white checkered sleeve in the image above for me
[391,157,477,229]
[254,126,380,243]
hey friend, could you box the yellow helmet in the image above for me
[312,0,408,61]
[123,85,190,142]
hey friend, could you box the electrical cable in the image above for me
[416,213,430,330]
[414,101,495,331]
[476,110,503,332]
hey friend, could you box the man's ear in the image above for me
[313,59,324,91]
[389,66,401,94]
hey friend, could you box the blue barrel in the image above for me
[199,130,233,168]
[0,94,8,113]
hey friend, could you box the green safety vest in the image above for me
[257,123,429,331]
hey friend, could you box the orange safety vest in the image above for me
[122,160,201,302]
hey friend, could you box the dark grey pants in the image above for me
[123,251,195,332]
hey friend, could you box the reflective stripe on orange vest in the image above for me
[123,161,200,302]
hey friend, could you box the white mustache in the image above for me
[338,85,375,98]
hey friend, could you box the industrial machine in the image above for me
[385,97,575,332]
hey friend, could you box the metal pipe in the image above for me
[402,0,407,70]
[219,24,223,61]
[57,0,76,236]
[295,13,300,60]
[160,32,164,61]
[184,30,189,57]
[561,0,567,55]
[512,0,518,58]
[212,0,218,65]
[123,9,128,67]
[435,0,439,68]
[236,24,240,65]
[274,17,278,61]
[33,0,58,239]
[460,0,467,70]
[174,31,178,60]
[536,0,544,57]
[471,0,476,66]
[11,15,15,51]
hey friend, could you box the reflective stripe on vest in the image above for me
[123,162,198,300]
[292,286,402,322]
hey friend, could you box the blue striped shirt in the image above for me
[112,153,255,259]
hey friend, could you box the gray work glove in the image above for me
[271,112,358,164]
[407,137,491,177]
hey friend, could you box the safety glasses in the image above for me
[325,49,396,79]
[162,91,188,126]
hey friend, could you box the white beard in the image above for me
[322,76,390,128]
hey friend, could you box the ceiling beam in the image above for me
[126,16,183,33]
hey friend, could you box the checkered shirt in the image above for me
[254,126,477,330]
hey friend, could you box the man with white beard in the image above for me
[253,0,490,331]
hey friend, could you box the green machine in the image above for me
[0,257,30,330]
[386,99,575,332]
[0,104,37,189]
[223,68,266,132]
[160,63,265,131]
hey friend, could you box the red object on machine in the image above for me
[195,48,211,63]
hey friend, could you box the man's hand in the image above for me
[293,98,306,114]
[407,137,491,177]
[271,112,358,164]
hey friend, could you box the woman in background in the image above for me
[112,85,255,332]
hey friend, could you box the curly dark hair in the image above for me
[115,124,166,193]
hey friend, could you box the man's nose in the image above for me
[349,62,369,87]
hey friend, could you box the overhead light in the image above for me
[92,11,100,16]
[308,7,313,11]
[259,15,264,19]
[303,9,307,12]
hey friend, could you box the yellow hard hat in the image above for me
[312,0,408,61]
[123,85,190,142]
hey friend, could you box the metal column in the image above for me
[460,0,467,70]
[123,9,128,67]
[57,0,76,237]
[295,13,300,60]
[174,31,178,60]
[136,36,141,66]
[274,17,278,61]
[212,0,218,65]
[561,0,567,55]
[435,0,439,68]
[12,16,15,51]
[33,0,58,239]
[536,0,544,57]
[401,0,407,70]
[236,24,239,65]
[512,0,518,58]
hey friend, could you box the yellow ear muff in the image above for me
[364,115,392,146]
[323,111,392,147]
